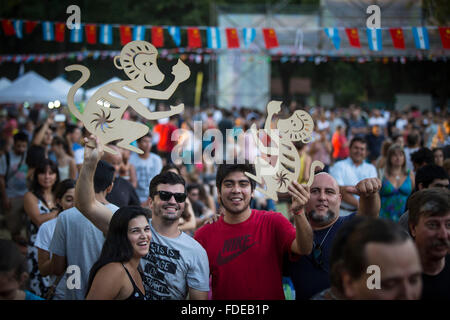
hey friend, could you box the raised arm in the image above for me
[32,118,52,146]
[75,135,113,234]
[345,178,381,217]
[287,181,313,255]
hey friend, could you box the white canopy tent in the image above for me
[0,71,67,104]
[50,77,84,103]
[0,77,11,90]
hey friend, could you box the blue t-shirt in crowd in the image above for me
[25,290,44,300]
[286,213,356,300]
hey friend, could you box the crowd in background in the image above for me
[0,100,449,300]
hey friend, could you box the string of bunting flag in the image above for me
[1,49,448,65]
[1,18,450,51]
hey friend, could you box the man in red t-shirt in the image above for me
[153,117,178,164]
[331,125,349,161]
[194,164,313,300]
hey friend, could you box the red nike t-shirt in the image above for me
[194,209,296,300]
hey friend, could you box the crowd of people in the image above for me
[0,100,449,300]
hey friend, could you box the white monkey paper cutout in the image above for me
[65,41,190,154]
[245,101,324,201]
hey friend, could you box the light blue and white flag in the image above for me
[14,20,23,39]
[207,27,221,49]
[42,21,54,41]
[168,26,181,47]
[242,28,256,48]
[412,27,430,50]
[70,24,83,43]
[133,25,146,41]
[99,24,112,45]
[324,27,340,49]
[366,28,382,51]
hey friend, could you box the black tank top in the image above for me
[121,263,146,301]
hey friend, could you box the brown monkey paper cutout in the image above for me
[65,41,190,154]
[245,101,324,201]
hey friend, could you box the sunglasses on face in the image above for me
[156,191,187,203]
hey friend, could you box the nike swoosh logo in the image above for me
[216,243,256,266]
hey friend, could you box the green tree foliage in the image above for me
[423,0,450,25]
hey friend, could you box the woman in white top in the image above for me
[34,179,76,299]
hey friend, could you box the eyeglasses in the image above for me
[156,191,187,203]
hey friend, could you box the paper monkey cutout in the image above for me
[66,41,190,154]
[245,101,324,201]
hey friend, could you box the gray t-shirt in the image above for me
[0,151,28,198]
[129,152,163,203]
[49,203,119,300]
[141,220,210,300]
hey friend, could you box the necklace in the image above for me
[313,222,335,249]
[310,223,335,271]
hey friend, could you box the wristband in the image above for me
[292,208,305,216]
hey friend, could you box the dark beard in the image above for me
[307,209,336,227]
[156,205,182,224]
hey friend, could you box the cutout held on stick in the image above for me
[65,41,190,154]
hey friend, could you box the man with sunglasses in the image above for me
[285,172,381,300]
[75,135,210,300]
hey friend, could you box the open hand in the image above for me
[288,181,310,213]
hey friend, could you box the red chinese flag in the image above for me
[262,28,279,49]
[389,28,405,49]
[85,24,97,44]
[439,27,450,49]
[345,28,361,48]
[187,27,202,48]
[226,28,240,48]
[55,23,65,43]
[152,26,164,48]
[1,19,15,36]
[25,21,38,34]
[120,26,132,45]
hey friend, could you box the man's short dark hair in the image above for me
[349,136,367,149]
[149,171,185,199]
[341,218,410,281]
[411,148,434,167]
[407,188,450,228]
[415,164,449,190]
[0,239,27,280]
[137,132,152,143]
[329,216,367,292]
[216,163,256,193]
[13,131,29,144]
[406,132,420,147]
[187,183,200,194]
[94,160,115,193]
[66,124,80,135]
